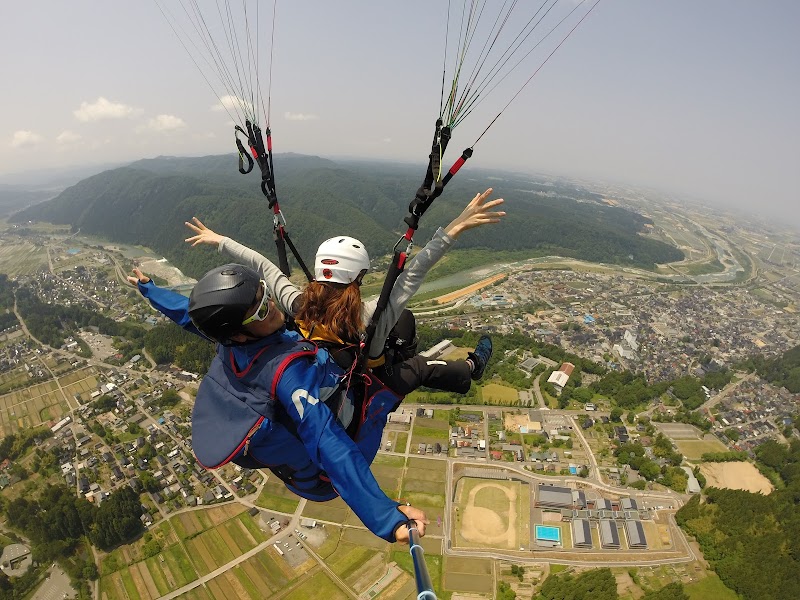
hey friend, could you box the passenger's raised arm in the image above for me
[184,217,224,247]
[183,217,302,316]
[444,188,505,239]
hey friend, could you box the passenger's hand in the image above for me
[393,504,429,544]
[444,188,505,239]
[185,217,224,247]
[126,268,150,286]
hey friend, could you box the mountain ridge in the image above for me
[11,154,683,278]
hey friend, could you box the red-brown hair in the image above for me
[295,281,363,342]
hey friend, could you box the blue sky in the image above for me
[1,1,798,229]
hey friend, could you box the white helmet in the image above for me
[314,236,370,284]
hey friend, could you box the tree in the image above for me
[610,407,623,422]
[642,582,688,600]
[539,568,618,600]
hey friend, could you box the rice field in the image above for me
[98,504,274,600]
[0,378,69,435]
[0,241,48,276]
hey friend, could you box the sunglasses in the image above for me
[241,280,271,325]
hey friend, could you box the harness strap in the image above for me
[357,122,473,376]
[234,120,313,280]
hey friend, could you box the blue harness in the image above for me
[191,338,400,501]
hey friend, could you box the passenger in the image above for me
[184,188,504,395]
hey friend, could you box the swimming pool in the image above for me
[569,466,577,475]
[535,525,562,542]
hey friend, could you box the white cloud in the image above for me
[383,137,392,143]
[10,130,43,148]
[74,97,136,122]
[145,114,187,132]
[56,130,82,144]
[212,95,254,115]
[284,112,319,121]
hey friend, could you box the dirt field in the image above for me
[433,273,507,304]
[457,479,519,549]
[700,461,773,494]
[503,412,537,432]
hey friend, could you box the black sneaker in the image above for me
[468,335,492,381]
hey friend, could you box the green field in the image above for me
[480,382,519,405]
[392,550,444,597]
[676,438,728,460]
[254,479,300,513]
[684,573,739,600]
[284,569,349,600]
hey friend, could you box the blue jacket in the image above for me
[137,281,406,541]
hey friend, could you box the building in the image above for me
[681,466,702,494]
[599,520,620,549]
[620,497,639,511]
[624,520,648,549]
[593,498,612,511]
[537,484,574,509]
[572,519,593,548]
[419,340,452,359]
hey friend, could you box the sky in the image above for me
[1,1,798,230]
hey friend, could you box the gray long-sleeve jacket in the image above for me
[218,227,456,358]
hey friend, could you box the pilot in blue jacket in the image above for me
[129,264,427,543]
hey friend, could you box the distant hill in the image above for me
[11,154,683,278]
[0,184,56,217]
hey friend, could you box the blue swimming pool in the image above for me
[535,525,562,542]
[569,466,578,475]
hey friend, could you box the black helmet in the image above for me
[188,264,261,344]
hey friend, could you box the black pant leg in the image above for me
[376,355,472,396]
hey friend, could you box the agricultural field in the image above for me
[371,453,405,500]
[443,556,494,594]
[197,544,309,600]
[61,368,100,405]
[400,457,448,537]
[0,241,48,276]
[254,475,301,514]
[0,377,68,436]
[98,504,272,600]
[301,494,350,524]
[391,549,445,598]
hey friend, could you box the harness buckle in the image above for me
[273,209,287,230]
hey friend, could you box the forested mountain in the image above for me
[12,154,683,278]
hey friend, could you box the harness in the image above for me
[192,337,399,498]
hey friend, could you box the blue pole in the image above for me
[407,520,436,600]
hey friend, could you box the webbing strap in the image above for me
[234,120,311,280]
[358,121,473,374]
